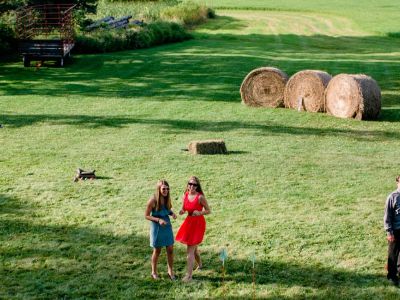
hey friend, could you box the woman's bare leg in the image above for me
[151,247,162,277]
[184,245,196,281]
[194,246,202,269]
[166,245,174,277]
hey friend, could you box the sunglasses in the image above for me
[188,182,198,187]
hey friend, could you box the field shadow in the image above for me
[0,193,397,299]
[380,93,400,122]
[0,193,186,298]
[192,236,400,299]
[0,32,399,121]
[197,15,247,31]
[222,258,380,287]
[387,32,400,38]
[227,150,248,155]
[2,113,400,141]
[192,255,394,299]
[94,175,113,180]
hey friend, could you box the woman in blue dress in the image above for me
[145,180,177,280]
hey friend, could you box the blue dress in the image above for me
[150,205,174,248]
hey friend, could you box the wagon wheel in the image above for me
[23,56,30,67]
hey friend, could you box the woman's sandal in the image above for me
[181,275,192,282]
[151,273,159,280]
[168,273,176,281]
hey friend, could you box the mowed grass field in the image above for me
[188,0,400,35]
[1,1,400,299]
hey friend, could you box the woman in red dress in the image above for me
[176,176,211,282]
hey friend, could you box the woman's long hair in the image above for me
[154,180,171,211]
[185,176,204,195]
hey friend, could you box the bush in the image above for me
[0,22,15,56]
[0,0,212,57]
[74,21,191,54]
[94,0,180,23]
[160,1,215,27]
[106,0,175,3]
[388,32,400,38]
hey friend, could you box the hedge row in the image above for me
[75,21,191,54]
[0,23,16,56]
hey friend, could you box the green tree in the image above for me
[27,0,97,14]
[0,0,25,15]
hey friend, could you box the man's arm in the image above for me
[384,194,394,239]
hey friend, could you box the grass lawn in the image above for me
[1,1,400,299]
[187,0,400,35]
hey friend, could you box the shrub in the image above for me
[388,32,400,38]
[160,1,215,27]
[74,21,191,54]
[0,0,211,57]
[0,22,15,56]
[94,0,180,23]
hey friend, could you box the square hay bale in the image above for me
[188,140,227,155]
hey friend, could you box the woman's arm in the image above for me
[193,195,211,216]
[169,209,177,219]
[179,194,186,215]
[145,198,161,223]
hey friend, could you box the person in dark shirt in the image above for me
[384,175,400,286]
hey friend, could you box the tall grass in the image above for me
[94,0,213,24]
[75,21,191,54]
[161,1,215,26]
[75,0,213,53]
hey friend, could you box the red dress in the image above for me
[176,192,206,246]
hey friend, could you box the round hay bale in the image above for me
[240,67,288,108]
[325,74,381,120]
[284,70,332,112]
[188,140,227,155]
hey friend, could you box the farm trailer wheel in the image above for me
[23,56,30,67]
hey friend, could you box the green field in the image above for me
[1,1,400,299]
[188,0,400,35]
